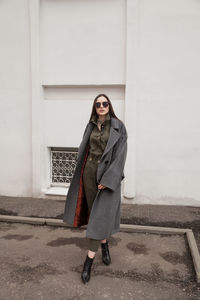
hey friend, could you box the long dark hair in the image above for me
[89,93,119,122]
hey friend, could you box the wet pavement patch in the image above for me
[159,251,189,265]
[9,263,62,284]
[0,208,18,216]
[0,223,17,231]
[46,237,88,249]
[126,242,149,255]
[1,234,33,241]
[46,236,121,249]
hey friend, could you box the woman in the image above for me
[63,93,128,284]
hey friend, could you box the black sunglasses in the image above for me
[95,101,109,108]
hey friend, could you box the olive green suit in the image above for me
[83,113,110,251]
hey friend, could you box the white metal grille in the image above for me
[50,148,78,186]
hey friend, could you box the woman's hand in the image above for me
[98,184,106,190]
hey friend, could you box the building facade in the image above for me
[0,0,200,205]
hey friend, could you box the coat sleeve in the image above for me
[99,124,128,192]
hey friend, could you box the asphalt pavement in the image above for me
[0,196,200,299]
[0,222,200,300]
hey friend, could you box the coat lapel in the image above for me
[100,117,120,160]
[80,117,120,162]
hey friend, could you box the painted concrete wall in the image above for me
[137,0,200,201]
[38,0,126,196]
[0,0,199,205]
[40,0,126,85]
[0,0,32,196]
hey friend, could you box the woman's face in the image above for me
[95,96,110,117]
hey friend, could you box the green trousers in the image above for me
[83,156,102,252]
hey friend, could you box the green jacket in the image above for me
[89,113,111,159]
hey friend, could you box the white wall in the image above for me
[40,0,126,85]
[43,86,125,147]
[0,0,32,196]
[136,0,200,200]
[39,0,126,195]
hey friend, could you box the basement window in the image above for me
[50,147,78,187]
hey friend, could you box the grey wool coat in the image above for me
[63,117,128,240]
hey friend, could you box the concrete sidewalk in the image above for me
[0,195,200,230]
[1,195,200,251]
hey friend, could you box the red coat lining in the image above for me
[73,146,90,227]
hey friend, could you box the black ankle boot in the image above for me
[101,241,111,265]
[81,255,94,284]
